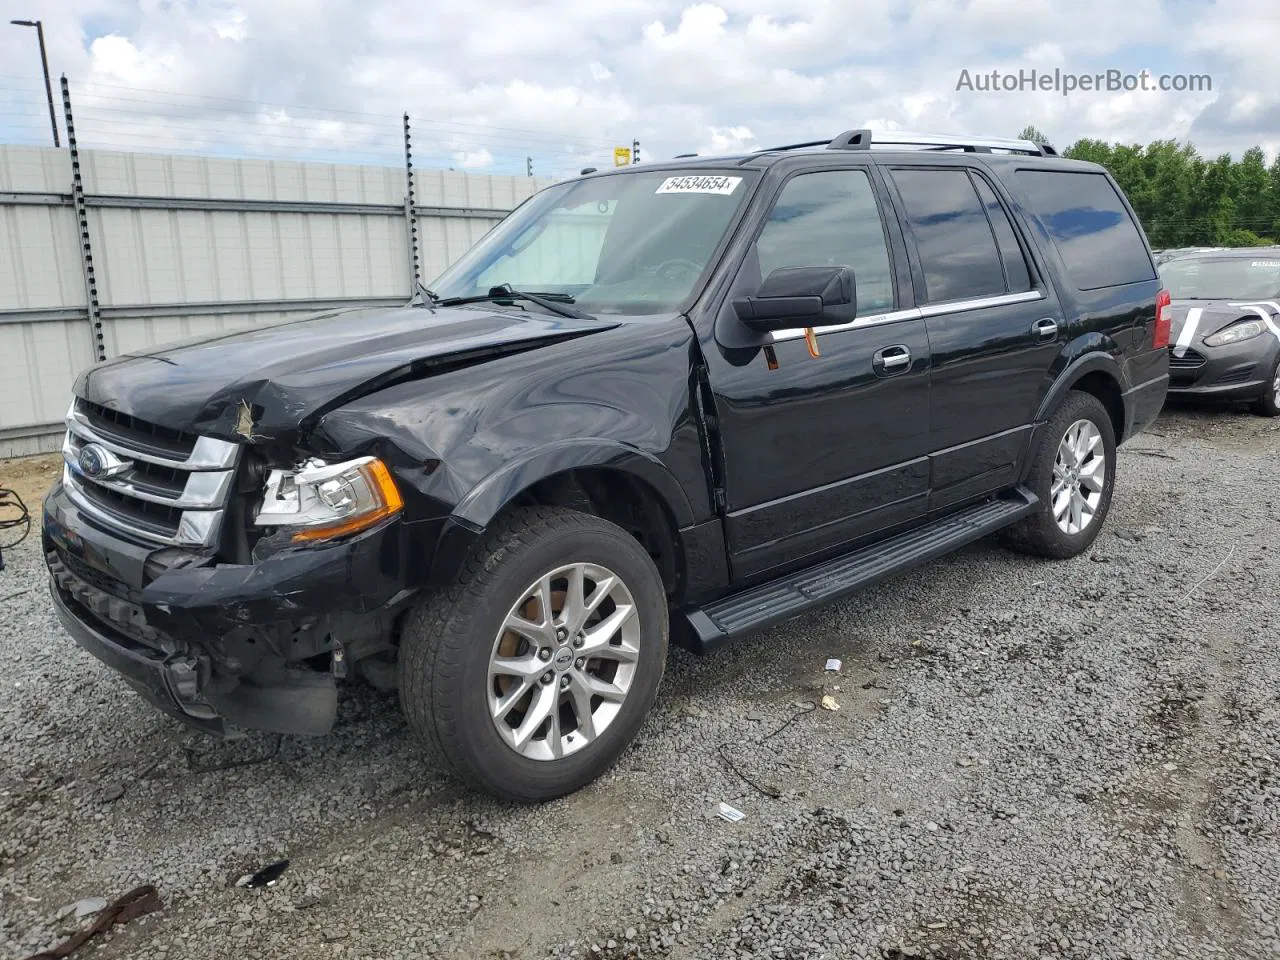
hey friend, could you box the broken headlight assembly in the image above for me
[254,456,403,544]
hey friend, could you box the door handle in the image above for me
[1033,317,1059,340]
[873,345,911,374]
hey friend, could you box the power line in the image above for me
[61,77,622,146]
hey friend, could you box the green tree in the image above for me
[1062,138,1113,165]
[1017,125,1050,145]
[1266,155,1280,239]
[1233,146,1270,237]
[1191,154,1238,245]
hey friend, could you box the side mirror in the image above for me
[732,265,856,333]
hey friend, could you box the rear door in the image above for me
[884,164,1063,511]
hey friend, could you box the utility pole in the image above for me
[632,138,640,165]
[9,19,60,147]
[526,156,532,177]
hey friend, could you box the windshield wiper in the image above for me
[436,285,595,320]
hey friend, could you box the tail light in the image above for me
[1153,289,1171,349]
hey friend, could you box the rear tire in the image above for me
[399,507,668,802]
[1004,390,1116,559]
[1249,357,1280,417]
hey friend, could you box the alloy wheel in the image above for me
[1051,418,1107,535]
[487,562,640,760]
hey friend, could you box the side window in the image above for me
[889,168,1006,302]
[755,169,894,313]
[972,175,1032,292]
[1014,170,1156,290]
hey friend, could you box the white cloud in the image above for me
[697,125,756,155]
[0,0,1273,176]
[452,147,494,168]
[213,9,248,42]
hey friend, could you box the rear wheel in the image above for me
[1004,390,1116,559]
[1250,358,1280,417]
[399,507,668,801]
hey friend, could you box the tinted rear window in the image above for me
[1015,170,1155,290]
[890,168,1006,302]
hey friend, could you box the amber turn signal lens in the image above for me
[290,458,403,543]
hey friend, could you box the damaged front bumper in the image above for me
[43,480,419,737]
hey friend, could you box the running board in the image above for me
[681,491,1038,652]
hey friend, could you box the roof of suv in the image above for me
[588,128,1080,176]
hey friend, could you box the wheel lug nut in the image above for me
[538,648,552,662]
[556,627,568,641]
[572,636,584,648]
[574,658,585,669]
[541,672,554,684]
[559,675,571,689]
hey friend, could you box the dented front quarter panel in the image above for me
[312,314,711,581]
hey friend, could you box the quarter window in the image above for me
[972,175,1032,293]
[755,170,895,313]
[1015,170,1156,290]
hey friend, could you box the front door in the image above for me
[702,164,932,582]
[884,164,1064,511]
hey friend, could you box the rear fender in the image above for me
[1020,348,1125,481]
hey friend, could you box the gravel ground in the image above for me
[2,405,1278,960]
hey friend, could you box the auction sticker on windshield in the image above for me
[656,175,742,195]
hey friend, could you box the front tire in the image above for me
[1250,357,1280,417]
[399,507,668,801]
[1004,390,1117,559]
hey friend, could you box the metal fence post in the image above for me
[402,112,421,296]
[61,75,106,362]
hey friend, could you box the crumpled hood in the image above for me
[1168,298,1280,353]
[75,304,618,445]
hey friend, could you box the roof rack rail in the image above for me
[754,128,1057,158]
[829,129,1057,156]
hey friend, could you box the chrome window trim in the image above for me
[770,289,1045,343]
[916,289,1044,318]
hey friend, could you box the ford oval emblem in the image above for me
[78,443,108,479]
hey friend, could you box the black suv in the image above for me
[44,129,1169,800]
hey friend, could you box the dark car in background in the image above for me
[1159,248,1280,416]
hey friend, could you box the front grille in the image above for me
[61,399,240,549]
[75,478,183,538]
[76,399,197,460]
[1168,348,1206,369]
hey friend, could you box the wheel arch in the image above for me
[1035,352,1126,441]
[427,441,695,597]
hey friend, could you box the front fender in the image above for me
[425,439,697,587]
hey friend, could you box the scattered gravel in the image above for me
[2,406,1278,960]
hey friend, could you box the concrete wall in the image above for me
[0,145,555,458]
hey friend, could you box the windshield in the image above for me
[1160,256,1280,300]
[429,169,757,315]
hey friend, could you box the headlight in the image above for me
[255,456,403,542]
[1204,320,1265,347]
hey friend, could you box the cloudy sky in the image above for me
[1,0,1276,177]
